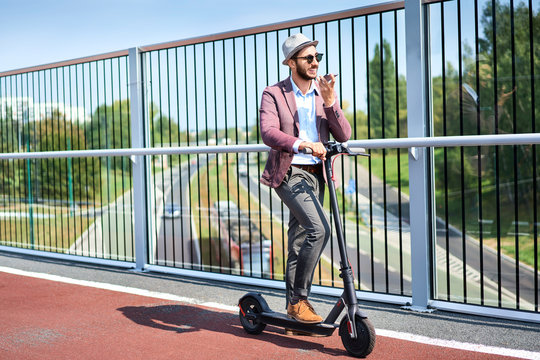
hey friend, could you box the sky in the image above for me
[0,0,389,73]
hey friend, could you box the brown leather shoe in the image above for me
[287,299,323,324]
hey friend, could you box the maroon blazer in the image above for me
[259,77,351,188]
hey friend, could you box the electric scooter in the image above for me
[238,142,375,358]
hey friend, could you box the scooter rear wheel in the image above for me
[238,296,266,335]
[339,315,376,358]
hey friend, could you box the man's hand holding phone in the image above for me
[317,74,338,106]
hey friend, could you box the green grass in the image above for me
[368,150,410,195]
[0,206,91,251]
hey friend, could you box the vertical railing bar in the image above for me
[105,59,113,259]
[194,44,202,271]
[14,75,21,248]
[60,66,66,250]
[19,75,24,247]
[457,0,468,304]
[1,76,5,246]
[18,74,24,248]
[394,9,404,295]
[75,64,82,255]
[15,75,22,248]
[441,2,450,302]
[61,66,68,252]
[222,40,232,274]
[37,70,44,251]
[5,76,13,248]
[528,0,538,313]
[211,42,220,272]
[5,76,11,247]
[54,67,61,252]
[95,61,102,258]
[44,70,51,251]
[366,15,375,292]
[322,21,336,288]
[126,56,133,259]
[39,72,44,249]
[157,50,167,265]
[4,76,11,247]
[35,71,41,250]
[70,65,78,255]
[203,43,211,273]
[81,64,87,256]
[30,71,38,250]
[232,37,241,276]
[26,71,33,249]
[184,46,195,270]
[474,0,485,306]
[255,34,265,278]
[16,74,26,249]
[111,58,119,260]
[492,0,502,308]
[23,73,29,249]
[338,18,347,282]
[509,0,520,309]
[167,49,176,267]
[149,53,159,265]
[89,62,97,258]
[380,12,390,294]
[65,66,72,253]
[13,75,20,249]
[118,57,126,260]
[352,16,361,290]
[96,61,104,258]
[9,76,16,248]
[277,31,283,279]
[242,36,254,277]
[0,77,3,247]
[174,47,185,267]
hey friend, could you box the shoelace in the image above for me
[302,300,317,314]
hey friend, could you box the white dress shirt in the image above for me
[290,78,320,165]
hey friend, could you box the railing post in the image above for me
[129,47,148,271]
[404,0,433,312]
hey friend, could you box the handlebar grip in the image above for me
[300,147,313,154]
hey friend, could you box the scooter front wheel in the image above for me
[339,315,376,358]
[238,296,266,335]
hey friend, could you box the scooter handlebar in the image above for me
[299,142,369,157]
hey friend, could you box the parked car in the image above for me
[163,203,181,218]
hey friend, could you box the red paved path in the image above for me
[0,272,519,360]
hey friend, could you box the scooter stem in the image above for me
[324,146,361,339]
[324,156,350,274]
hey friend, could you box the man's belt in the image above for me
[291,163,322,174]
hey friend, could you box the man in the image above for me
[259,33,351,325]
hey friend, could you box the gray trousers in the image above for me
[275,166,330,309]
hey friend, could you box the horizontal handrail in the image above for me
[1,133,539,160]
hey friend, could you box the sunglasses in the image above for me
[292,53,324,64]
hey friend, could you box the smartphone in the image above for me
[323,73,338,82]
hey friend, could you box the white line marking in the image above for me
[1,266,539,360]
[375,329,540,360]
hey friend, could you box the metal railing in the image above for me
[1,0,539,323]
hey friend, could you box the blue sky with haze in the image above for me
[0,0,386,72]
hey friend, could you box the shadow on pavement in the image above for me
[118,304,345,357]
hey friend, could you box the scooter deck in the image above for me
[260,311,337,336]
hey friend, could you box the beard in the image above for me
[295,61,317,81]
